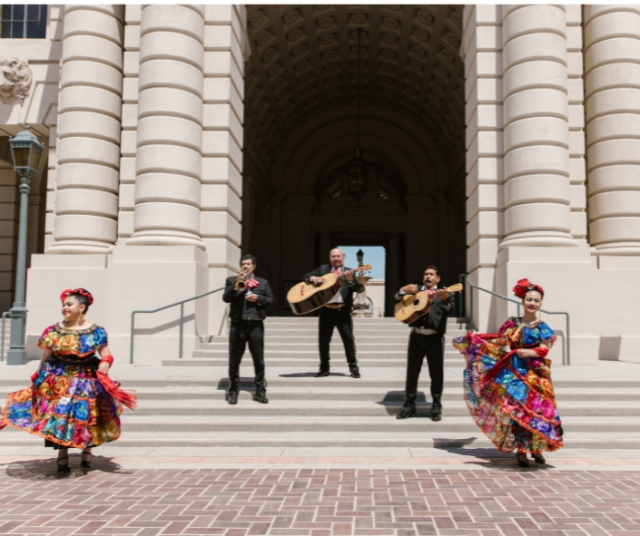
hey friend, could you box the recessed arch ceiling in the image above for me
[244,4,465,176]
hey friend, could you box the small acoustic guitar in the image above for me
[287,265,373,315]
[394,283,464,324]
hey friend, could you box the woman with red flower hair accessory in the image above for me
[1,289,136,472]
[452,278,564,468]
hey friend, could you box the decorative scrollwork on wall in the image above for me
[0,56,33,105]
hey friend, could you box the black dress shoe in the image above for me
[430,394,442,422]
[315,370,330,377]
[396,407,416,419]
[256,391,269,404]
[516,453,530,468]
[228,391,238,405]
[350,369,361,379]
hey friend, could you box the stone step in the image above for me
[2,387,638,404]
[161,358,465,367]
[191,350,463,358]
[1,432,634,450]
[101,399,640,418]
[15,414,631,433]
[5,386,633,402]
[198,339,466,350]
[2,377,639,390]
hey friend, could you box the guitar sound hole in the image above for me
[413,299,420,307]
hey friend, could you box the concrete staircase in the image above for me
[162,317,467,368]
[2,317,640,451]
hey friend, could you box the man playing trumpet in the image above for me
[223,254,276,404]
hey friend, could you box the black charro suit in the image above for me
[223,275,276,395]
[304,265,364,374]
[395,285,455,411]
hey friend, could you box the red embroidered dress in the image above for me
[453,317,564,453]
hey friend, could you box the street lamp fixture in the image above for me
[6,126,44,365]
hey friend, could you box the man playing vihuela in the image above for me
[395,265,455,421]
[223,254,276,405]
[304,248,364,378]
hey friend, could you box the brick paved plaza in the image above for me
[1,456,640,536]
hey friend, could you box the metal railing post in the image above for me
[469,280,475,331]
[179,303,184,358]
[130,312,135,364]
[129,287,225,364]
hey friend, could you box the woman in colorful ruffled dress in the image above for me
[453,279,563,468]
[1,288,136,472]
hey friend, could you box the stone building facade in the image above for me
[0,5,638,364]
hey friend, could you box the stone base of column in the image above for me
[25,246,210,365]
[498,231,577,250]
[487,245,640,366]
[127,230,206,249]
[592,242,640,256]
[47,240,114,254]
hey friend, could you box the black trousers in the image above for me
[318,308,358,371]
[228,319,266,392]
[403,332,444,408]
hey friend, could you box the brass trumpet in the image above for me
[234,268,249,291]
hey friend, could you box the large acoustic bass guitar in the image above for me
[394,283,463,324]
[287,265,372,315]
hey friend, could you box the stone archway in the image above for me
[243,5,466,314]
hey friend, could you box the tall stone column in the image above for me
[128,5,205,247]
[48,5,124,254]
[584,6,640,255]
[499,5,575,249]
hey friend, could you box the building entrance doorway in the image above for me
[242,5,466,315]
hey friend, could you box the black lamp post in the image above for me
[6,126,44,365]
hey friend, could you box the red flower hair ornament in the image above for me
[512,278,544,299]
[60,288,94,305]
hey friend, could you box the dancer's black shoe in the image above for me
[256,390,269,404]
[516,453,530,468]
[531,452,546,465]
[228,391,238,404]
[80,451,92,469]
[315,369,330,377]
[57,456,70,473]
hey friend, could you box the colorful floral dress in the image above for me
[1,324,122,449]
[453,318,564,453]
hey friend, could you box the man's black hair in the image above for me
[425,265,439,275]
[241,254,257,265]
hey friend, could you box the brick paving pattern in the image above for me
[1,459,639,536]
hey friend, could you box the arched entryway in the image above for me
[242,5,466,315]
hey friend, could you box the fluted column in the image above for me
[128,5,205,248]
[499,5,576,249]
[584,6,640,255]
[48,5,124,254]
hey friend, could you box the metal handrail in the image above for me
[461,274,571,366]
[130,287,225,364]
[1,311,10,362]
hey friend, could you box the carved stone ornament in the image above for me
[0,56,32,104]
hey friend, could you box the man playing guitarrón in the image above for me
[395,265,455,421]
[223,254,276,405]
[304,248,364,378]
